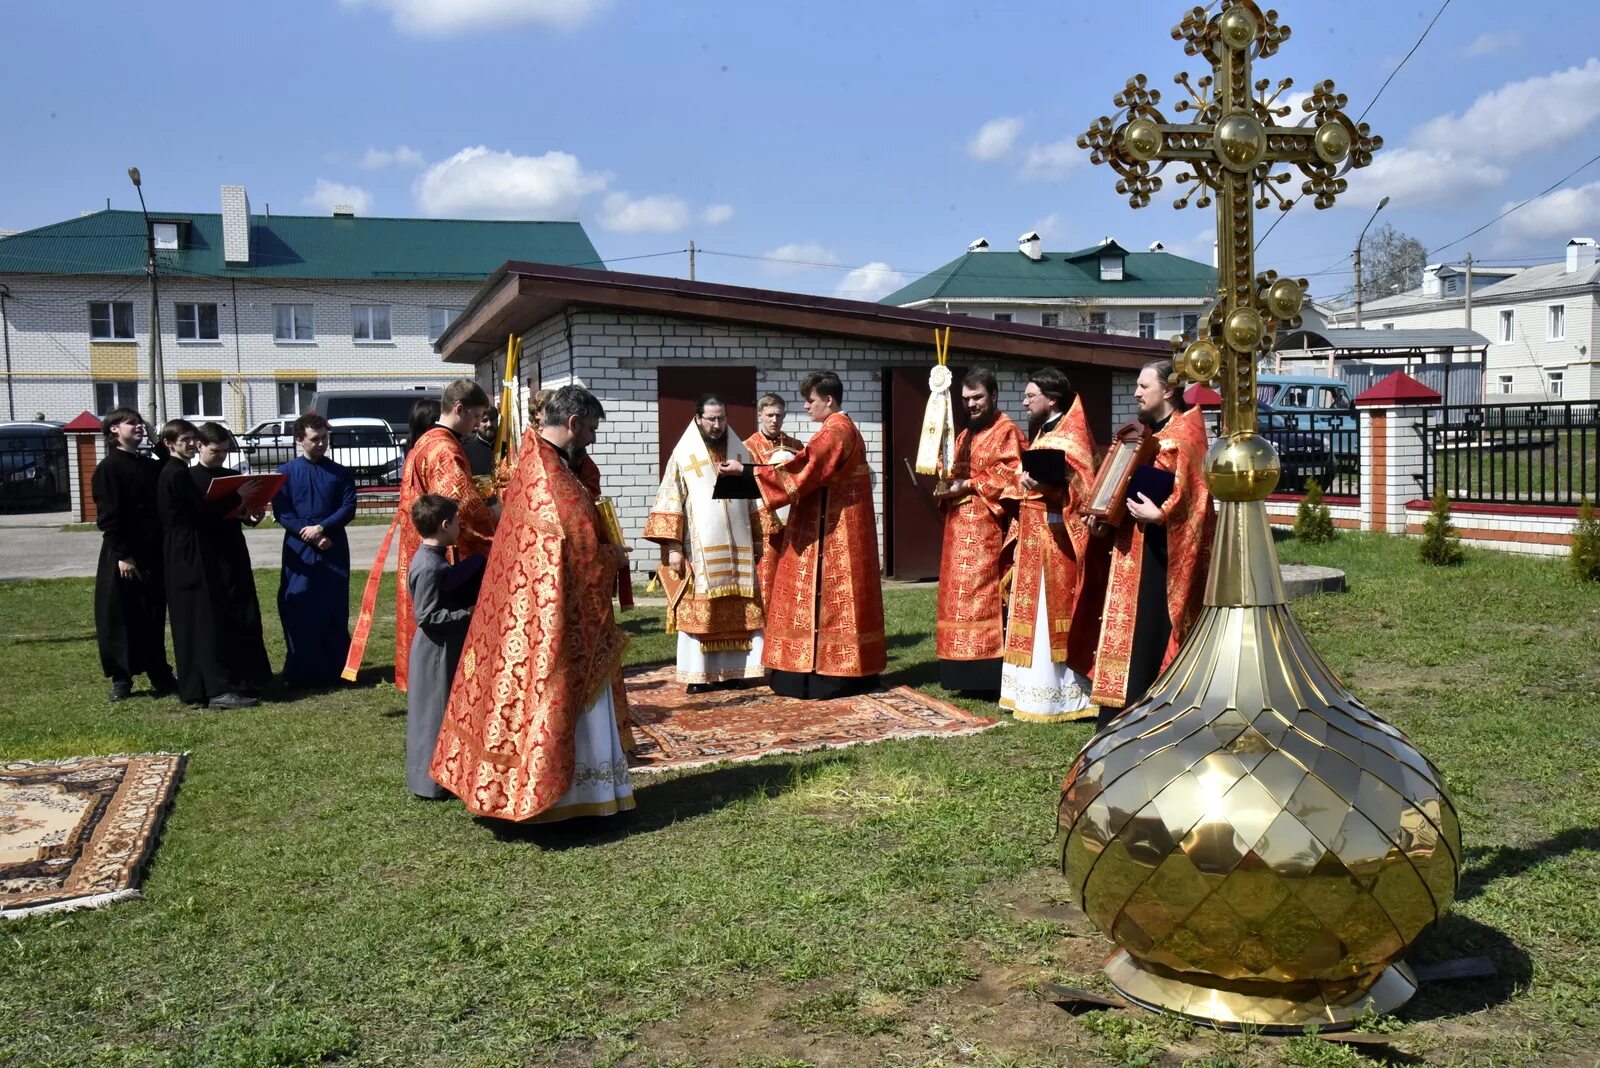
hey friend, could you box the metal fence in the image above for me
[1422,401,1599,506]
[240,425,408,490]
[1205,411,1361,497]
[0,428,70,512]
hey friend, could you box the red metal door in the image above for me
[656,366,759,475]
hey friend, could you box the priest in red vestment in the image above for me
[717,371,884,700]
[431,385,635,822]
[392,380,498,692]
[742,392,804,613]
[932,368,1025,693]
[998,368,1100,723]
[1090,358,1214,725]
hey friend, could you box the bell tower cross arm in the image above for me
[1077,0,1380,441]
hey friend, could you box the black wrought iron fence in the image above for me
[1204,411,1360,497]
[1422,402,1599,506]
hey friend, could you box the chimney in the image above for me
[221,185,250,265]
[333,204,356,218]
[1148,240,1166,252]
[967,237,990,252]
[1017,231,1042,261]
[1567,237,1598,273]
[1421,264,1444,297]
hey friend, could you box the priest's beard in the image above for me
[966,407,996,433]
[700,428,728,449]
[1028,408,1061,438]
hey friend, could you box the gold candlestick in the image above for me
[1060,1,1458,1029]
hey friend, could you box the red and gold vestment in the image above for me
[431,432,631,821]
[743,429,804,611]
[936,413,1025,663]
[754,412,885,678]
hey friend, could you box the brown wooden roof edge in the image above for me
[437,260,1168,369]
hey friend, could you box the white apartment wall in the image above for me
[1363,290,1599,401]
[0,273,478,425]
[914,300,1208,340]
[490,310,1138,574]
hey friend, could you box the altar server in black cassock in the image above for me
[157,421,269,710]
[271,412,358,687]
[92,408,177,702]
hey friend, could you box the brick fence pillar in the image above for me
[1354,373,1441,535]
[62,411,105,524]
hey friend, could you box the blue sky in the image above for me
[5,0,1599,306]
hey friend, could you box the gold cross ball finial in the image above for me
[1077,0,1381,501]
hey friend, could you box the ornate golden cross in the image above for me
[682,453,712,479]
[1078,0,1380,445]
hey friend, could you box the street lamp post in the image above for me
[128,167,165,424]
[1352,194,1390,328]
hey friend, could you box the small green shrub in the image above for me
[1294,477,1337,544]
[1418,488,1465,567]
[1571,498,1600,583]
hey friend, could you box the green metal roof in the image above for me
[0,209,604,281]
[880,243,1216,305]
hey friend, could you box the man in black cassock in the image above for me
[92,408,178,702]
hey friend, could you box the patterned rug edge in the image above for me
[0,751,189,922]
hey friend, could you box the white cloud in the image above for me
[1032,213,1064,241]
[1162,227,1217,263]
[1495,179,1600,243]
[597,191,690,233]
[341,0,607,36]
[413,146,608,218]
[701,203,735,225]
[1344,146,1508,208]
[302,178,373,216]
[1464,31,1519,57]
[967,116,1023,161]
[360,145,426,170]
[834,262,906,303]
[1277,91,1315,123]
[1018,138,1080,181]
[1414,58,1600,157]
[760,242,839,276]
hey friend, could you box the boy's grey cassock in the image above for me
[405,545,485,798]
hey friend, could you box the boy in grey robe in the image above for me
[406,493,487,798]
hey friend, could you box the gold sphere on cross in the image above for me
[1217,5,1258,49]
[1205,431,1280,501]
[1180,338,1223,382]
[1223,306,1266,351]
[1214,112,1266,173]
[1122,117,1164,162]
[1265,277,1304,320]
[1314,121,1352,164]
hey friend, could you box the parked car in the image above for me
[241,418,298,468]
[328,417,405,485]
[186,425,253,476]
[1257,373,1357,485]
[310,389,440,447]
[0,421,69,510]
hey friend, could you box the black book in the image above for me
[1021,448,1068,486]
[1127,464,1176,508]
[712,469,762,499]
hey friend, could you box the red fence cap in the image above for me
[63,411,103,432]
[1185,383,1223,407]
[1355,371,1441,407]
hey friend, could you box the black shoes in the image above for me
[148,675,178,699]
[207,692,260,710]
[685,683,713,695]
[108,679,133,703]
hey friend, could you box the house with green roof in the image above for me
[0,184,602,428]
[880,233,1217,341]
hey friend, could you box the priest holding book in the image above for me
[997,368,1100,723]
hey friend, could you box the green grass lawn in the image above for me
[1,533,1598,1067]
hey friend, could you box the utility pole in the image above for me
[1463,251,1473,331]
[1353,195,1389,329]
[688,240,696,281]
[128,167,166,424]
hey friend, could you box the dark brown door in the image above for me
[656,366,758,475]
[883,365,968,580]
[1071,366,1114,443]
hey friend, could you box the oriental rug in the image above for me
[624,665,999,773]
[1,753,186,920]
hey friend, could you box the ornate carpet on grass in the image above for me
[624,665,998,773]
[1,753,186,920]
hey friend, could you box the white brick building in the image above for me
[440,262,1160,579]
[0,186,604,427]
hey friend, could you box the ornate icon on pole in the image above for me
[1060,1,1459,1029]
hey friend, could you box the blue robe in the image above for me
[272,455,358,685]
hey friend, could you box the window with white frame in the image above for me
[1088,311,1108,333]
[93,381,139,415]
[175,302,219,341]
[181,381,223,419]
[352,305,392,342]
[427,306,461,342]
[1498,309,1514,343]
[152,222,179,250]
[993,312,1012,323]
[1182,313,1200,336]
[1040,312,1061,327]
[277,380,317,416]
[274,304,314,341]
[1138,311,1157,339]
[1497,374,1513,394]
[1547,304,1565,340]
[89,301,134,340]
[1548,371,1564,397]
